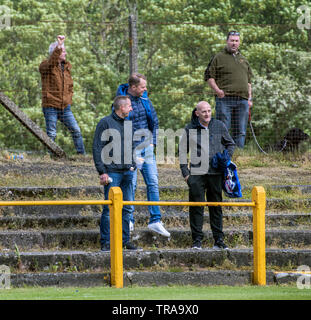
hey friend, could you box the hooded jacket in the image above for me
[39,47,73,110]
[179,108,235,178]
[116,83,159,146]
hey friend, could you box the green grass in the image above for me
[0,285,310,300]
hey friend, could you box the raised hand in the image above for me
[57,35,65,48]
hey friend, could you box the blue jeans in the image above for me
[100,170,134,246]
[130,145,161,225]
[215,97,249,148]
[43,105,85,154]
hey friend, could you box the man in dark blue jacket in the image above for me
[93,95,140,251]
[116,73,170,238]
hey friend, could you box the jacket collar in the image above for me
[190,108,214,129]
[112,110,124,122]
[224,47,241,56]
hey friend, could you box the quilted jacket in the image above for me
[116,83,159,146]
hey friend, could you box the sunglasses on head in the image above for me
[227,31,240,39]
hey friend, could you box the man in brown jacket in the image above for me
[39,35,85,154]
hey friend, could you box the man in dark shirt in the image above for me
[205,31,253,148]
[179,101,235,250]
[93,95,140,251]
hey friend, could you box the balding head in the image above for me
[196,101,211,111]
[195,101,212,126]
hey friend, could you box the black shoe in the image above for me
[191,240,202,250]
[213,239,229,250]
[123,242,142,251]
[101,243,110,252]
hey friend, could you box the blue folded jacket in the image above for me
[212,150,242,198]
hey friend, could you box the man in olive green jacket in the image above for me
[205,31,253,148]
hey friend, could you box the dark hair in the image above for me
[113,95,130,110]
[128,73,146,87]
[227,31,240,40]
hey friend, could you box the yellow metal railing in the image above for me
[0,185,266,288]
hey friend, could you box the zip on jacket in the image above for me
[179,108,235,178]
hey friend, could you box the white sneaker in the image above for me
[148,221,171,237]
[129,221,134,232]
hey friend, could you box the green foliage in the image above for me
[0,0,310,153]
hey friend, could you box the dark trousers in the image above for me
[187,174,224,242]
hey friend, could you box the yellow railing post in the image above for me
[252,186,266,285]
[109,187,123,288]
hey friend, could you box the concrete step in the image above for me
[0,186,188,199]
[9,270,278,287]
[0,186,105,199]
[1,229,311,250]
[1,184,311,199]
[0,204,102,217]
[8,268,305,288]
[121,212,311,228]
[269,185,311,194]
[0,214,100,230]
[0,212,310,230]
[1,248,310,272]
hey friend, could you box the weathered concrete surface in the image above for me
[1,229,311,250]
[11,272,110,287]
[1,249,310,272]
[0,211,310,230]
[0,215,100,229]
[271,185,311,194]
[1,184,311,202]
[124,270,254,286]
[0,204,102,217]
[10,270,276,287]
[274,271,311,285]
[2,184,311,198]
[0,186,104,199]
